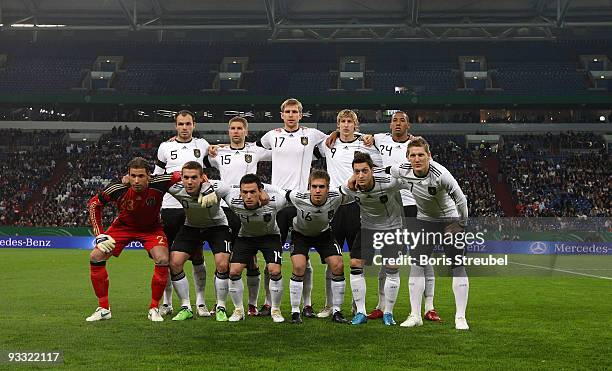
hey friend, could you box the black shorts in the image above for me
[403,205,417,218]
[330,202,361,252]
[232,234,282,265]
[409,219,466,268]
[222,207,241,243]
[351,228,407,265]
[276,206,297,244]
[291,230,342,264]
[161,208,186,244]
[171,225,232,256]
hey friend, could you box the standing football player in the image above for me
[316,109,382,318]
[364,111,439,322]
[206,116,271,316]
[155,110,211,318]
[341,152,414,326]
[387,137,470,330]
[255,98,327,317]
[86,157,181,322]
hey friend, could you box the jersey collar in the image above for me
[230,144,246,150]
[175,137,194,144]
[282,126,301,133]
[390,134,410,143]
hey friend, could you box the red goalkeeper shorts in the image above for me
[105,223,168,257]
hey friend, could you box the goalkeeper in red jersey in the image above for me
[85,157,182,322]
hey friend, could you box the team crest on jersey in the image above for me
[146,197,156,206]
[193,149,201,158]
[428,187,437,195]
[263,214,272,222]
[244,154,252,163]
[301,136,308,146]
[379,195,388,204]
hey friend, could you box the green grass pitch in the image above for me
[0,249,610,370]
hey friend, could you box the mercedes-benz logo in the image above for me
[529,241,548,254]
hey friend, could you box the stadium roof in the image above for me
[1,0,612,42]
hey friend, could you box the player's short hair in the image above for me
[175,110,195,123]
[392,111,410,122]
[280,98,303,113]
[336,109,359,126]
[408,136,431,154]
[182,161,203,174]
[127,157,150,174]
[229,116,248,130]
[352,151,374,169]
[309,169,330,187]
[240,173,263,190]
[203,166,221,180]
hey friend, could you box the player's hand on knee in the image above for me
[95,234,116,254]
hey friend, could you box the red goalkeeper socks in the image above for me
[150,265,169,309]
[90,262,109,309]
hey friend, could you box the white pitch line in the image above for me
[509,261,612,281]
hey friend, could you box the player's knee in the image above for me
[169,260,183,275]
[90,249,107,262]
[171,270,185,281]
[229,266,243,277]
[246,267,260,277]
[292,264,306,277]
[350,266,364,276]
[268,266,282,278]
[215,270,230,280]
[329,260,344,275]
[290,273,304,282]
[216,261,230,274]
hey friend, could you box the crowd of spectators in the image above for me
[501,135,610,217]
[3,129,610,227]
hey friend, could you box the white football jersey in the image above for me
[374,133,415,206]
[167,183,228,228]
[208,143,271,186]
[389,160,468,224]
[339,168,409,230]
[210,181,288,237]
[154,137,210,209]
[321,136,383,189]
[259,126,327,189]
[287,188,347,237]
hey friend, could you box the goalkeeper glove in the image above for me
[95,234,116,254]
[198,190,218,208]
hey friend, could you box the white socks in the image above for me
[350,268,366,314]
[246,272,260,307]
[269,277,284,310]
[331,278,346,314]
[376,266,387,310]
[408,265,425,317]
[228,277,244,311]
[215,274,229,308]
[193,262,206,307]
[171,273,191,309]
[424,263,435,312]
[383,270,400,314]
[289,278,304,313]
[302,261,313,307]
[452,266,469,319]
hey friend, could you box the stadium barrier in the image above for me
[0,235,610,255]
